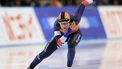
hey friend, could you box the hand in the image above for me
[82,0,96,6]
[57,39,63,47]
[57,36,67,47]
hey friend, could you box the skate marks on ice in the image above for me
[0,40,122,69]
[100,40,122,69]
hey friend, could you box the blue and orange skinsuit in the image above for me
[28,3,86,69]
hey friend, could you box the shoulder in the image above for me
[70,15,76,22]
[54,19,60,30]
[70,15,78,24]
[54,19,59,26]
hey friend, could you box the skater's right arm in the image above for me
[54,20,61,36]
[54,20,64,47]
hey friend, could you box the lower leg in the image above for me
[28,39,58,69]
[29,51,45,69]
[67,48,76,67]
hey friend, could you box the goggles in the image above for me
[58,19,70,24]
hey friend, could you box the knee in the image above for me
[37,51,45,59]
[68,42,76,48]
[37,51,50,59]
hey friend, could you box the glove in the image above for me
[57,39,63,47]
[57,36,67,47]
[86,0,94,4]
[82,0,96,6]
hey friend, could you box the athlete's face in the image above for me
[59,23,70,30]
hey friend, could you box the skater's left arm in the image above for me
[57,3,85,47]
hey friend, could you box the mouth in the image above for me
[63,28,66,29]
[64,27,68,30]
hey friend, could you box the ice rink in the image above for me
[0,39,122,69]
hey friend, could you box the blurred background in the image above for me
[0,0,122,7]
[0,0,122,69]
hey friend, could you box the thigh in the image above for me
[67,31,82,48]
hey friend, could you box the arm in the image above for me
[54,20,61,36]
[74,0,96,24]
[59,0,95,41]
[57,28,72,47]
[58,4,86,45]
[57,0,95,47]
[74,4,85,24]
[61,3,86,37]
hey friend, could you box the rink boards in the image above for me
[0,6,122,45]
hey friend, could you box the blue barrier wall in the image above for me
[34,6,106,41]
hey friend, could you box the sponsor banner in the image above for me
[0,23,6,42]
[98,6,122,39]
[34,6,106,41]
[0,7,46,45]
